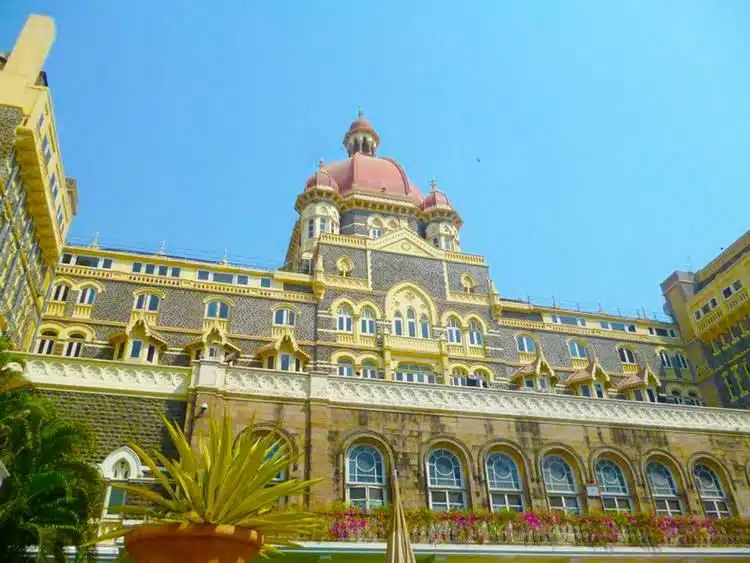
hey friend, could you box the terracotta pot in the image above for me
[125,523,263,563]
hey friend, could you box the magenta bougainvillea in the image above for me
[318,507,750,547]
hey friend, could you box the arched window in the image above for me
[393,312,403,336]
[516,335,536,354]
[337,305,353,332]
[427,449,467,511]
[450,367,469,386]
[596,459,632,513]
[78,287,97,305]
[446,317,462,343]
[671,389,683,404]
[135,293,160,312]
[360,307,376,335]
[337,358,354,378]
[336,257,354,277]
[346,445,387,509]
[369,220,383,240]
[675,353,689,370]
[361,360,379,379]
[395,364,435,384]
[206,300,230,319]
[468,320,483,346]
[51,283,69,302]
[542,455,580,514]
[659,350,672,368]
[64,332,85,358]
[406,308,417,338]
[486,453,523,512]
[36,330,57,355]
[419,314,430,339]
[568,340,587,359]
[106,457,134,514]
[685,391,701,406]
[647,461,683,516]
[693,464,731,518]
[461,274,476,294]
[273,307,296,326]
[618,347,636,364]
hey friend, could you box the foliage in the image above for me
[0,336,105,562]
[97,413,323,553]
[318,506,750,547]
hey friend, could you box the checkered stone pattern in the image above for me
[319,243,367,278]
[436,302,493,323]
[370,251,446,298]
[339,210,370,237]
[446,263,490,295]
[38,390,187,463]
[93,325,124,342]
[501,310,544,322]
[319,290,386,313]
[86,279,138,323]
[81,343,112,360]
[161,351,190,367]
[283,283,313,294]
[0,106,22,176]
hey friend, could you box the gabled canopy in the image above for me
[566,359,613,389]
[184,326,241,355]
[255,334,311,363]
[510,355,556,383]
[109,318,168,348]
[617,364,661,393]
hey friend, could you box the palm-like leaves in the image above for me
[98,414,322,551]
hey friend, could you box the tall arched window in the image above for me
[568,340,587,359]
[106,457,134,515]
[346,445,387,509]
[406,308,417,338]
[659,350,672,368]
[135,293,160,312]
[36,330,57,355]
[446,317,462,343]
[486,453,523,512]
[51,283,70,302]
[694,464,731,518]
[64,332,85,358]
[419,315,430,339]
[337,358,354,377]
[361,360,379,379]
[393,312,403,336]
[450,367,469,386]
[360,307,376,335]
[647,461,683,516]
[542,455,580,514]
[273,307,296,326]
[427,448,467,511]
[78,287,97,305]
[337,305,353,332]
[618,346,636,364]
[468,320,483,346]
[206,300,230,319]
[596,459,632,513]
[516,335,536,354]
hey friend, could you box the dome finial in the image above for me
[343,109,379,157]
[357,106,364,119]
[430,179,438,193]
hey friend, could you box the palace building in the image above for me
[2,14,750,561]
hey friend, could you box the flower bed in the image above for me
[318,508,750,547]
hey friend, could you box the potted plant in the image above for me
[96,413,322,563]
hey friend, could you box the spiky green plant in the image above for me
[96,413,322,552]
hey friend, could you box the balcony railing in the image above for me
[383,334,441,354]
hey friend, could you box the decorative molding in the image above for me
[223,369,309,399]
[322,274,369,291]
[23,355,189,397]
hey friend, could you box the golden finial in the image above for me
[157,240,166,255]
[221,248,229,265]
[89,232,100,249]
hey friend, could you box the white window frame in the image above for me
[516,335,536,354]
[51,283,69,302]
[693,464,731,519]
[468,321,483,346]
[446,318,462,344]
[486,452,524,512]
[568,340,587,359]
[596,459,632,514]
[675,353,689,370]
[78,287,97,305]
[427,449,467,511]
[36,332,56,355]
[206,301,230,319]
[618,347,636,364]
[360,308,376,335]
[64,336,84,358]
[273,308,296,326]
[542,455,581,514]
[659,350,672,368]
[647,462,683,516]
[337,306,353,332]
[135,293,160,312]
[337,359,354,377]
[345,445,387,509]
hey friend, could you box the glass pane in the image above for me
[349,487,366,500]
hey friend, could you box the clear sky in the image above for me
[3,1,748,319]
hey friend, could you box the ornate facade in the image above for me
[3,14,750,561]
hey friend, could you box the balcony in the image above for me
[383,334,441,355]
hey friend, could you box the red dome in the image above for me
[422,189,452,210]
[305,153,423,206]
[348,116,374,133]
[305,163,339,191]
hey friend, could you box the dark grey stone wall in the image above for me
[446,263,490,295]
[370,252,446,299]
[318,243,367,279]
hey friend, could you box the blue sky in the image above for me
[3,1,748,319]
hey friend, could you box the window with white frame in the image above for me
[360,307,376,335]
[693,464,731,518]
[273,308,296,326]
[337,305,353,332]
[135,293,160,312]
[361,360,379,379]
[468,320,483,346]
[593,382,606,399]
[395,364,435,384]
[722,280,743,300]
[450,367,470,386]
[105,458,133,515]
[618,347,636,364]
[659,350,672,368]
[675,353,689,370]
[486,453,524,512]
[337,358,354,377]
[552,314,587,327]
[51,283,69,302]
[64,333,85,358]
[36,330,57,355]
[393,312,403,336]
[406,308,417,338]
[346,445,387,509]
[419,314,430,339]
[516,335,536,354]
[542,455,580,514]
[128,339,158,364]
[596,459,632,513]
[446,317,462,343]
[206,300,230,319]
[568,340,587,359]
[427,449,467,511]
[647,461,683,516]
[78,287,97,305]
[369,222,383,239]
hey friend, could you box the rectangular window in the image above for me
[102,259,113,269]
[552,315,586,327]
[158,265,168,276]
[524,378,534,389]
[236,274,248,285]
[581,385,591,397]
[146,345,156,363]
[197,270,210,281]
[132,262,142,273]
[171,267,181,277]
[50,172,58,200]
[648,326,674,337]
[600,321,636,333]
[116,343,125,360]
[307,219,314,238]
[42,135,52,165]
[260,277,272,288]
[594,383,605,398]
[634,389,644,401]
[266,356,275,369]
[145,264,155,275]
[213,273,233,284]
[130,340,142,359]
[75,255,100,268]
[61,253,72,264]
[647,388,657,402]
[280,354,291,371]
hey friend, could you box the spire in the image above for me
[343,108,379,157]
[429,179,438,193]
